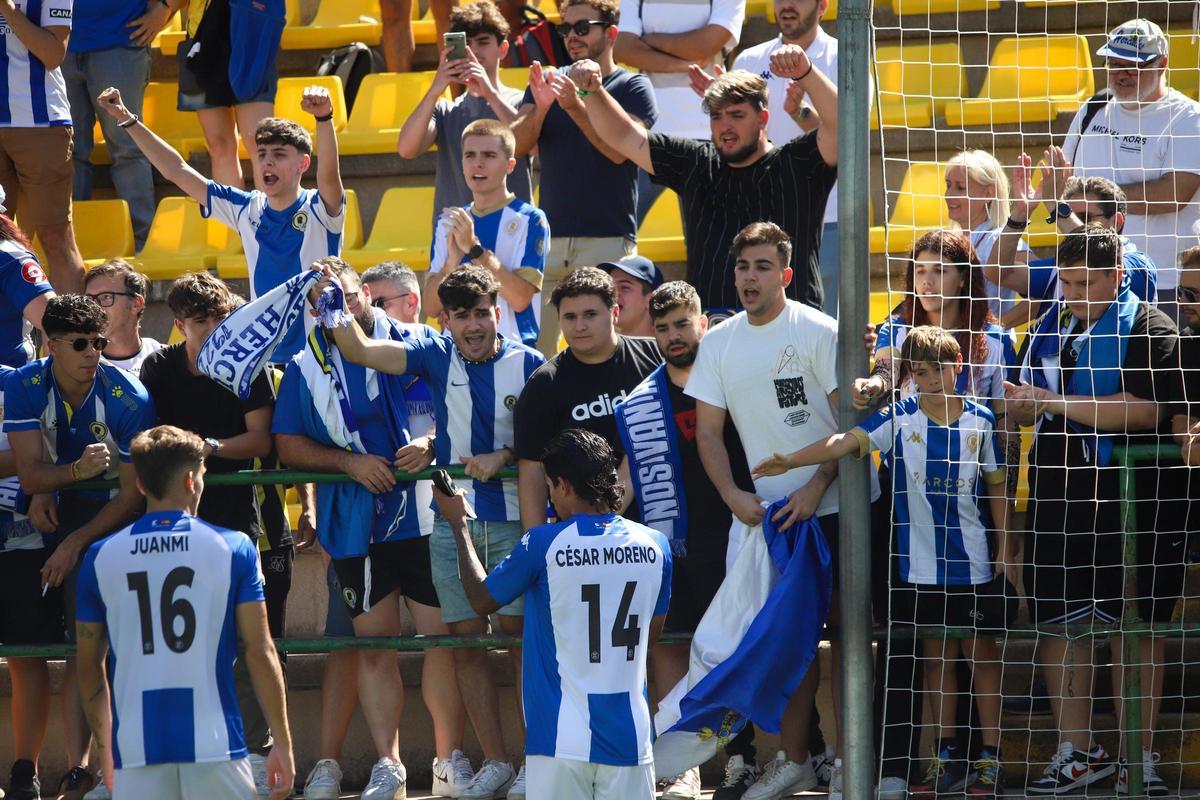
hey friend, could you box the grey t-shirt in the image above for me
[433,87,533,220]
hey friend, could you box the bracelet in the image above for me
[117,114,139,129]
[791,63,814,82]
[70,460,80,482]
[313,112,334,122]
[1004,216,1030,230]
[576,89,592,98]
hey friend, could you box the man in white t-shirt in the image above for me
[686,221,879,800]
[1063,18,1200,311]
[614,0,745,223]
[84,259,162,374]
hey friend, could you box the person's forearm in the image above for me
[396,88,441,158]
[3,9,67,70]
[123,120,210,202]
[1172,413,1195,444]
[18,457,85,495]
[641,26,730,63]
[243,633,292,752]
[208,430,272,461]
[563,102,629,164]
[580,89,653,171]
[325,317,407,373]
[1120,173,1200,215]
[422,267,449,318]
[448,515,501,615]
[613,32,691,73]
[482,85,520,124]
[988,491,1010,544]
[787,433,858,468]
[518,459,549,530]
[798,67,838,162]
[314,119,344,216]
[276,434,360,474]
[696,428,742,504]
[477,251,536,312]
[512,105,549,159]
[68,486,143,549]
[0,450,16,480]
[990,227,1032,295]
[76,644,111,767]
[1057,393,1161,432]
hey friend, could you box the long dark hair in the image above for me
[900,229,995,379]
[0,213,33,249]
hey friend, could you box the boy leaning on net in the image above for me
[753,324,1017,800]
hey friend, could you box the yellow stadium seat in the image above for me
[342,186,436,270]
[413,2,437,46]
[281,0,382,49]
[143,82,205,158]
[31,200,134,268]
[155,13,185,55]
[636,190,686,263]
[872,42,965,129]
[91,121,110,166]
[134,197,242,281]
[1167,30,1200,101]
[942,35,1095,127]
[216,190,362,278]
[498,67,531,93]
[877,161,950,254]
[891,0,998,13]
[340,72,448,155]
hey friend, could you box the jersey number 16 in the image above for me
[126,568,197,655]
[581,581,641,664]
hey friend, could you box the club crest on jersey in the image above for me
[504,394,517,410]
[20,259,46,284]
[291,210,309,231]
[90,421,109,441]
[965,432,980,453]
[505,219,520,236]
[536,238,545,256]
[112,385,124,399]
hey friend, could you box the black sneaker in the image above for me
[811,750,836,788]
[58,766,97,800]
[1027,742,1115,795]
[713,755,759,800]
[910,747,968,798]
[7,759,41,800]
[965,751,1004,800]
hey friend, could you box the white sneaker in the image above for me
[248,753,271,798]
[828,758,844,800]
[304,759,344,800]
[743,750,818,800]
[660,767,702,800]
[361,757,407,800]
[506,763,526,800]
[433,750,475,798]
[82,774,112,800]
[876,776,908,800]
[461,759,514,800]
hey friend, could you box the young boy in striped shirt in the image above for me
[753,325,1016,800]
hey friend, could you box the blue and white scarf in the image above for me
[197,269,352,399]
[614,365,689,556]
[1023,285,1139,467]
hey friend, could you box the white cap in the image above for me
[1096,19,1169,64]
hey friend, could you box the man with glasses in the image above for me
[511,0,657,356]
[83,259,162,374]
[1063,18,1200,314]
[3,294,155,799]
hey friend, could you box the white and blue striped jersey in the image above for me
[203,183,345,364]
[0,366,39,551]
[75,511,265,768]
[430,197,549,347]
[2,359,155,504]
[875,316,1017,404]
[486,513,672,766]
[853,396,1005,586]
[0,240,54,368]
[403,334,544,521]
[0,0,73,127]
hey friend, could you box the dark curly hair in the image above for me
[42,294,108,339]
[542,429,624,512]
[438,266,500,312]
[551,265,616,310]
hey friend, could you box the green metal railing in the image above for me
[3,454,1196,795]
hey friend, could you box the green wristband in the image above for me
[577,89,592,98]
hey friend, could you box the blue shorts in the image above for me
[430,517,525,624]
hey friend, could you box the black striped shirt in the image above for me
[648,130,835,310]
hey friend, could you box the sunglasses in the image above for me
[85,291,137,308]
[555,20,611,37]
[1177,285,1200,304]
[372,292,413,309]
[54,336,109,353]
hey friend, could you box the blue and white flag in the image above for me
[614,365,688,556]
[652,501,832,778]
[197,268,351,398]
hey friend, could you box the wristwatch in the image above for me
[1045,200,1074,225]
[204,437,222,455]
[467,241,486,261]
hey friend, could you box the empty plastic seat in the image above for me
[891,0,998,14]
[342,186,436,270]
[1167,30,1200,101]
[32,200,134,268]
[216,190,363,278]
[143,81,206,157]
[281,0,382,49]
[875,161,950,254]
[134,197,242,281]
[943,34,1095,127]
[155,13,186,55]
[872,42,966,129]
[498,67,531,93]
[340,72,448,155]
[636,190,686,263]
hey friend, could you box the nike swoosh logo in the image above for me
[450,381,469,387]
[1069,764,1089,779]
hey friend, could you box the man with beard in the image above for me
[613,281,757,800]
[511,0,657,355]
[574,46,837,313]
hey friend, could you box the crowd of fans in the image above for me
[2,0,1200,799]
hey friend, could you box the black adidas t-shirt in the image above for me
[514,335,662,461]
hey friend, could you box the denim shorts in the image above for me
[430,517,525,624]
[177,62,278,111]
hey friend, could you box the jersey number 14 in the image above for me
[127,569,197,654]
[581,581,641,664]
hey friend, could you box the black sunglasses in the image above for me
[1177,285,1200,304]
[555,20,611,37]
[54,335,109,353]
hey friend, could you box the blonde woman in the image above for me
[945,150,1031,328]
